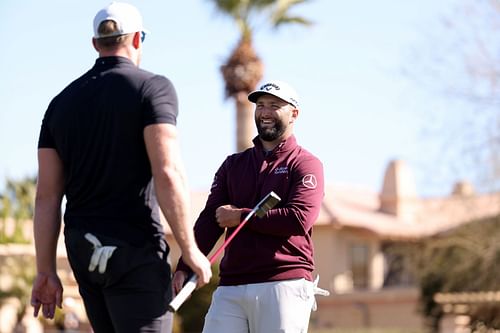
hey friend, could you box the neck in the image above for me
[93,35,141,67]
[259,132,292,151]
[99,49,138,66]
[260,139,279,151]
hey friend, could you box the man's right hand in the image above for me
[180,246,212,289]
[31,272,63,319]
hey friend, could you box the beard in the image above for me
[256,118,286,142]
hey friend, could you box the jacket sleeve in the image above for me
[175,158,230,272]
[246,156,324,237]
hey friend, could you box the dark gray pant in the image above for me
[64,228,173,333]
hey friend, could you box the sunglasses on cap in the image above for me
[141,31,146,43]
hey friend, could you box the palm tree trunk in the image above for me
[235,91,255,152]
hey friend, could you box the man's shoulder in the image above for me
[219,148,254,170]
[124,66,173,86]
[298,145,320,159]
[227,146,255,160]
[293,144,323,167]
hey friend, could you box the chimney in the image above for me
[379,160,417,219]
[452,181,475,196]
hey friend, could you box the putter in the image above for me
[168,191,281,312]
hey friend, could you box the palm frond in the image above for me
[208,0,313,35]
[274,16,313,27]
[251,0,278,9]
[210,0,242,14]
[270,0,313,28]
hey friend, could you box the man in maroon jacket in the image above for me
[174,80,326,332]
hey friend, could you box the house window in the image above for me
[350,244,369,289]
[382,242,416,287]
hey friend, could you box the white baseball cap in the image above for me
[93,2,149,38]
[248,80,300,108]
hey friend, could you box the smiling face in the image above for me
[254,94,298,149]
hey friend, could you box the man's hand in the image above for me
[31,272,63,319]
[181,246,212,287]
[215,205,242,228]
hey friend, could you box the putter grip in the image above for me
[168,275,198,312]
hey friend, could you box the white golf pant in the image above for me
[202,279,315,333]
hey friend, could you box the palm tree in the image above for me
[0,177,37,243]
[8,177,37,221]
[208,0,312,151]
[0,194,12,243]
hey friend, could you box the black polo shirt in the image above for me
[38,56,178,245]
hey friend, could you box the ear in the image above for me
[92,38,99,52]
[132,31,141,49]
[290,107,299,123]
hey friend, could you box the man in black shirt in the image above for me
[30,2,211,332]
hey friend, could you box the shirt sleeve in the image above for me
[142,75,178,127]
[247,156,325,237]
[38,99,57,149]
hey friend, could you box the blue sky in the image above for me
[0,0,473,197]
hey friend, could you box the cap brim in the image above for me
[248,91,267,103]
[248,91,295,107]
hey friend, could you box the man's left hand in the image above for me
[215,205,242,228]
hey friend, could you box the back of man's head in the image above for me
[95,20,131,50]
[93,2,147,51]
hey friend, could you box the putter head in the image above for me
[255,191,281,218]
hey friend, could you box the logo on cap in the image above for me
[261,83,280,91]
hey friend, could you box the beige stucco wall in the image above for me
[312,227,387,294]
[308,226,426,330]
[313,288,425,330]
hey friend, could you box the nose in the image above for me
[257,106,274,116]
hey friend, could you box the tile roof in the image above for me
[319,183,500,239]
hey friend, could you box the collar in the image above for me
[94,56,135,69]
[253,135,297,158]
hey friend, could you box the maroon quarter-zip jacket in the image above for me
[177,135,324,286]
